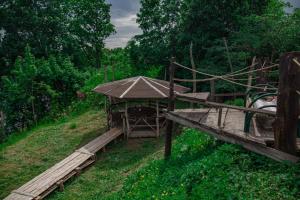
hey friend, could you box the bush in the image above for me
[112,128,300,200]
[0,46,86,139]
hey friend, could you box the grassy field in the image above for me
[0,110,164,199]
[1,111,300,200]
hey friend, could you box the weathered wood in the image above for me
[125,102,130,138]
[246,57,256,94]
[165,58,176,159]
[190,42,197,109]
[166,111,299,163]
[274,52,300,155]
[218,108,222,128]
[210,80,215,101]
[176,92,210,103]
[56,180,64,192]
[5,128,123,200]
[202,101,276,116]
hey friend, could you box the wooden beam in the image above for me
[165,58,176,159]
[274,52,300,155]
[166,112,299,163]
[125,101,130,139]
[218,108,222,128]
[210,80,215,101]
[202,101,276,116]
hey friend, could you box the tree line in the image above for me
[127,0,300,91]
[1,0,300,141]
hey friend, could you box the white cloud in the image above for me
[105,0,142,49]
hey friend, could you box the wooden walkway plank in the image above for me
[4,128,123,200]
[167,109,299,163]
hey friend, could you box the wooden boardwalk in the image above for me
[4,128,123,200]
[166,109,300,163]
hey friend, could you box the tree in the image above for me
[0,0,69,75]
[68,0,115,69]
[0,46,85,139]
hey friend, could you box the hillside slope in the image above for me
[111,129,300,200]
[1,111,299,200]
[0,110,165,199]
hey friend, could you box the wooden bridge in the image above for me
[4,128,123,200]
[164,52,300,162]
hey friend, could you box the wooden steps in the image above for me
[4,128,123,200]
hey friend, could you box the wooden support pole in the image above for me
[125,101,130,139]
[190,42,197,108]
[56,180,64,192]
[274,52,300,155]
[218,108,222,128]
[165,57,176,159]
[210,80,216,101]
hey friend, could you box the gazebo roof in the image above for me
[93,76,190,99]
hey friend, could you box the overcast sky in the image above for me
[104,0,141,48]
[105,0,300,49]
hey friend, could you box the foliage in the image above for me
[225,98,245,107]
[0,110,165,199]
[68,0,115,69]
[0,46,86,139]
[129,0,300,92]
[113,128,300,200]
[0,0,114,75]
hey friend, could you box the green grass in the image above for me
[111,128,300,200]
[0,110,165,199]
[1,112,300,200]
[0,110,107,199]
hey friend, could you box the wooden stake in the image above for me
[165,58,176,159]
[190,42,197,108]
[210,80,215,101]
[218,108,222,128]
[274,52,300,155]
[125,101,130,138]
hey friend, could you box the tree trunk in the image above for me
[273,52,300,155]
[223,37,236,98]
[95,46,101,69]
[111,62,115,81]
[190,42,197,93]
[104,65,108,82]
[190,42,197,108]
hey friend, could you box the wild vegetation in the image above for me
[0,0,300,199]
[1,0,299,140]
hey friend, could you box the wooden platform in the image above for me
[4,128,123,200]
[166,109,299,163]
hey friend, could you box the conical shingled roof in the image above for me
[93,76,190,99]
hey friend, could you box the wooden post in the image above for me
[125,101,130,139]
[246,57,256,94]
[165,58,176,159]
[122,115,126,139]
[190,42,197,108]
[274,52,300,155]
[245,57,256,107]
[210,80,216,101]
[156,100,160,138]
[218,108,222,128]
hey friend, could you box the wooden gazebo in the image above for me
[93,76,189,138]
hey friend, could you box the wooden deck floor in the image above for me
[4,128,123,200]
[166,109,299,163]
